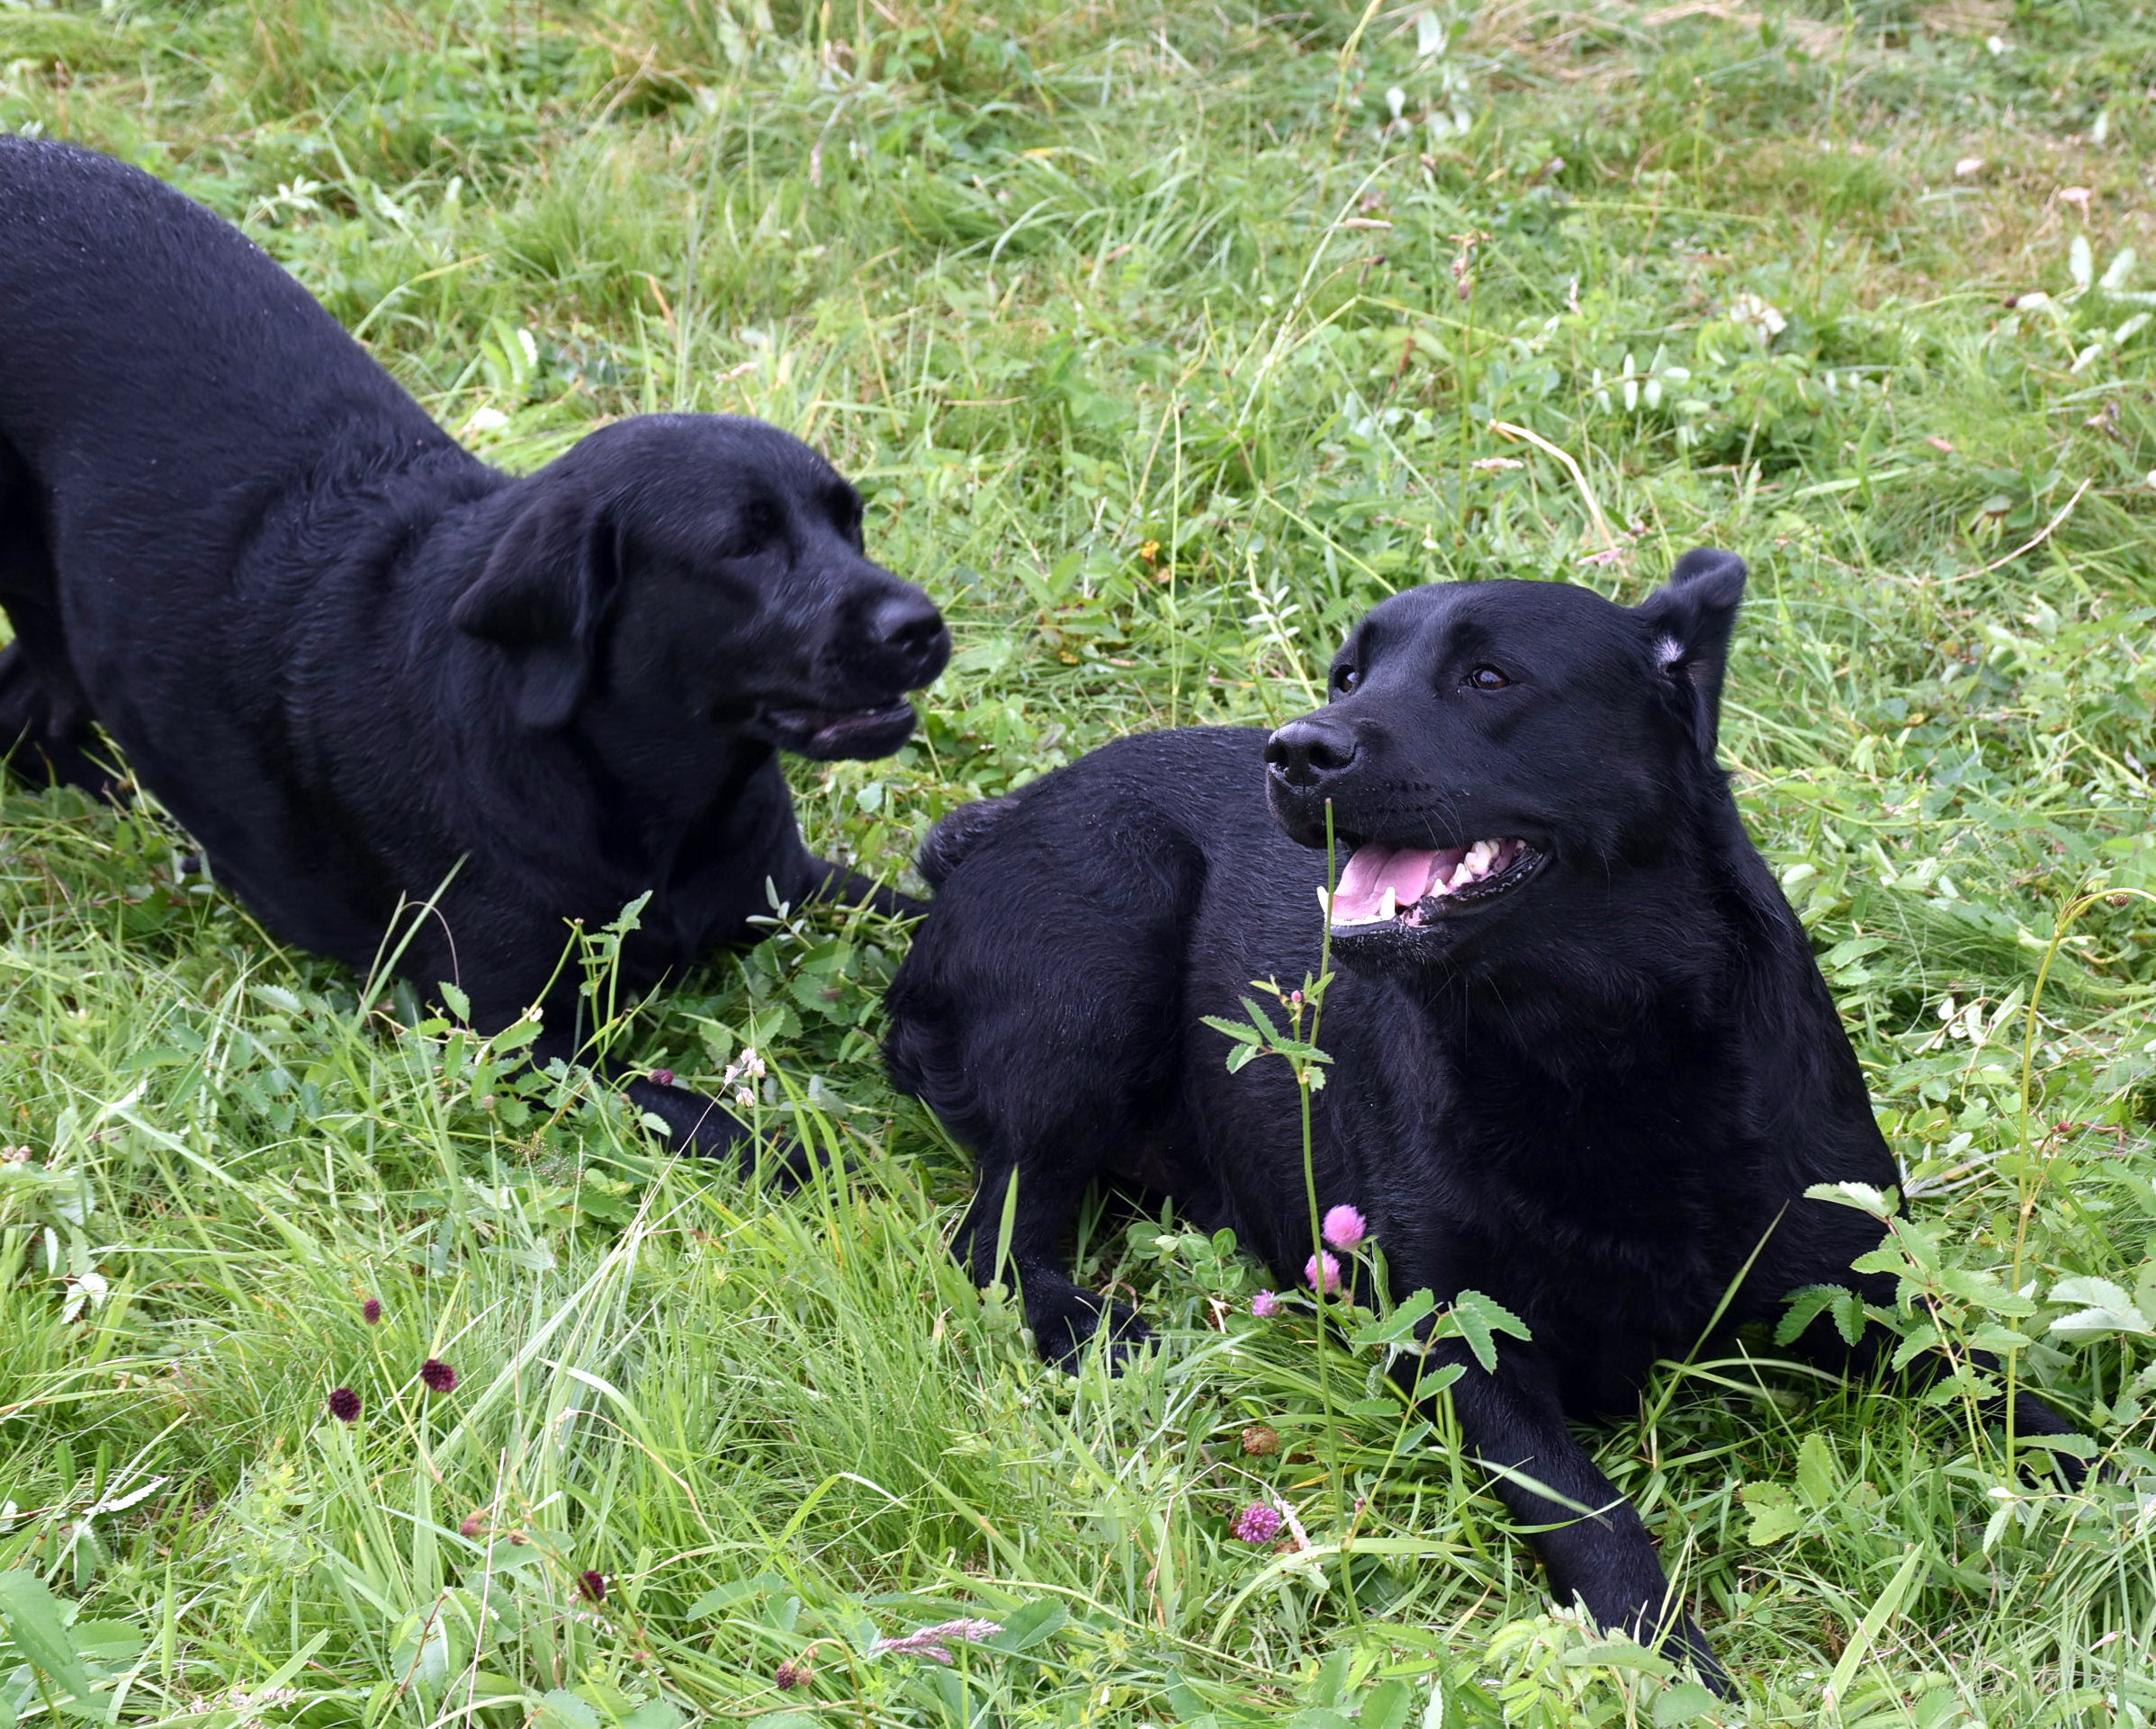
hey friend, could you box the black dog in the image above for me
[884,552,2080,1689]
[0,139,948,1152]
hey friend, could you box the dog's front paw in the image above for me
[626,1077,748,1157]
[1029,1288,1154,1373]
[1663,1617,1733,1701]
[1600,1603,1731,1701]
[625,1078,848,1190]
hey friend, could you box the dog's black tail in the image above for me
[916,795,1018,890]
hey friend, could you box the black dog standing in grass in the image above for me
[885,551,2082,1691]
[0,139,948,1154]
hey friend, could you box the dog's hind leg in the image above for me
[0,442,113,795]
[952,1137,1154,1369]
[0,628,115,796]
[885,828,1202,1371]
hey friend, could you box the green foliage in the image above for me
[2,0,2155,1720]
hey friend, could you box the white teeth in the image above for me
[1463,839,1496,880]
[1377,886,1397,920]
[1317,884,1333,915]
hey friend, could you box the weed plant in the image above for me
[2,0,2155,1722]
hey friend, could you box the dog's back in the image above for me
[0,139,445,484]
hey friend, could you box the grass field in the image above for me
[4,0,2156,1722]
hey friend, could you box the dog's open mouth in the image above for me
[1323,838,1543,929]
[757,699,918,761]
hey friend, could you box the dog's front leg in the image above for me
[1434,1341,1733,1698]
[493,992,816,1185]
[805,856,926,920]
[614,1064,831,1187]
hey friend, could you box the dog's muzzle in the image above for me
[755,698,920,760]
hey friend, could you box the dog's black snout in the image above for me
[869,591,951,685]
[1264,717,1358,787]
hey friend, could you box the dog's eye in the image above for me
[1467,666,1512,691]
[1332,666,1360,695]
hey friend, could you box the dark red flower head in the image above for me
[577,1570,606,1603]
[328,1387,362,1423]
[650,1069,675,1088]
[419,1358,458,1393]
[362,1297,382,1324]
[774,1660,810,1691]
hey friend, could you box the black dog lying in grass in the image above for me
[885,551,2081,1691]
[0,139,947,1157]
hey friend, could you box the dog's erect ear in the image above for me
[451,490,619,729]
[1634,548,1747,758]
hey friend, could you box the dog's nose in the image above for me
[868,592,950,684]
[1264,718,1358,787]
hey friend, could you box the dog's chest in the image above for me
[1337,1037,1752,1384]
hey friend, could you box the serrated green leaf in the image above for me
[1561,1640,1672,1676]
[1654,1680,1722,1725]
[1775,1284,1843,1346]
[537,1690,603,1729]
[1805,1180,1895,1216]
[1738,1482,1801,1545]
[1890,1325,1942,1371]
[1348,1286,1436,1347]
[1361,1680,1413,1729]
[1449,1289,1531,1373]
[1795,1432,1837,1508]
[0,1572,94,1703]
[490,1016,542,1053]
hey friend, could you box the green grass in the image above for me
[4,0,2156,1721]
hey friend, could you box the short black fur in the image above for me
[885,552,2080,1692]
[0,139,948,1154]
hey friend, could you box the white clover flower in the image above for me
[1728,291,1788,343]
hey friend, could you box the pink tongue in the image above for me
[1331,844,1441,921]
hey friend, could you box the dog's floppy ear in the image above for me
[451,489,619,729]
[1635,548,1747,758]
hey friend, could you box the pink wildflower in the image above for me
[1321,1205,1368,1250]
[1231,1503,1283,1544]
[1251,1290,1281,1318]
[1305,1251,1341,1294]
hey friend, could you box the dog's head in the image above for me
[451,415,948,758]
[1263,551,1747,972]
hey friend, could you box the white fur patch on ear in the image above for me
[1656,635,1686,671]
